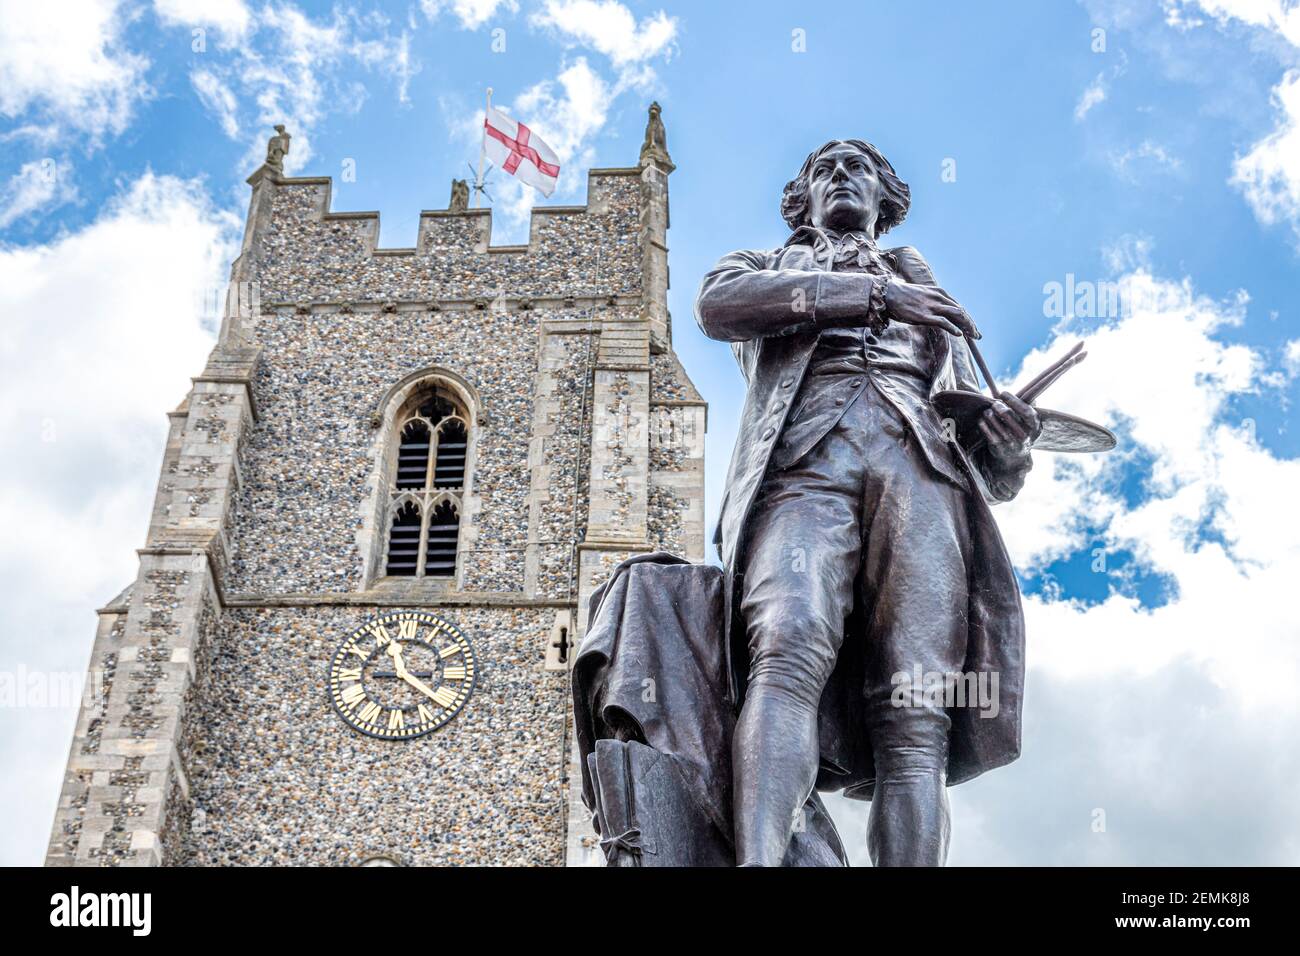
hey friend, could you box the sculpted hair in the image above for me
[780,139,911,237]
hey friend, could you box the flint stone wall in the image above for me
[48,157,705,868]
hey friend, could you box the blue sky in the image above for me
[2,0,1299,866]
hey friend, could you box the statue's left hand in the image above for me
[979,393,1041,465]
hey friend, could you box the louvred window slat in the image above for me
[385,501,422,575]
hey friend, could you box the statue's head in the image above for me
[781,139,910,238]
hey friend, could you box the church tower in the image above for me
[45,105,705,866]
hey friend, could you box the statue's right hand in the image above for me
[883,279,981,339]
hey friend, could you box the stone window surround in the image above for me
[362,366,482,591]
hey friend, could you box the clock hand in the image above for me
[370,670,436,679]
[400,671,442,702]
[386,642,442,703]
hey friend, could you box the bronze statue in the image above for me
[699,139,1043,867]
[264,124,291,174]
[574,137,1113,867]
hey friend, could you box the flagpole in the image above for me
[475,87,492,208]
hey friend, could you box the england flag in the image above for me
[483,106,561,197]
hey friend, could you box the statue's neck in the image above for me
[821,225,875,246]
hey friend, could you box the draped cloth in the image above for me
[573,553,848,867]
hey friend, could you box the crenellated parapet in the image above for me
[240,167,645,306]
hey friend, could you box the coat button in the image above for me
[761,427,775,440]
[773,401,786,411]
[850,380,861,388]
[835,397,845,406]
[867,350,881,361]
[780,378,794,388]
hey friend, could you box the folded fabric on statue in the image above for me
[573,552,847,867]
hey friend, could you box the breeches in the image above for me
[739,378,974,768]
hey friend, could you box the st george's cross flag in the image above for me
[483,105,561,197]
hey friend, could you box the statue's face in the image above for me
[806,143,882,235]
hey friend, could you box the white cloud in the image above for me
[1171,0,1300,46]
[1163,1,1206,31]
[828,261,1300,863]
[1232,69,1300,239]
[0,172,238,865]
[514,57,612,160]
[154,5,420,172]
[1002,270,1259,563]
[1284,337,1300,379]
[1108,138,1184,179]
[1164,1,1300,241]
[1075,73,1108,121]
[940,660,1300,864]
[421,0,519,30]
[531,0,678,67]
[153,0,251,40]
[191,68,240,139]
[227,4,349,169]
[0,159,76,229]
[0,0,151,142]
[351,24,420,105]
[1074,49,1127,125]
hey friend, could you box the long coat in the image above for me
[694,241,1029,793]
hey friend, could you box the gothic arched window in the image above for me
[382,385,471,580]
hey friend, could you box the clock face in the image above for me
[328,611,477,740]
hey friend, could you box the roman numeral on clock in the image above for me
[430,686,458,708]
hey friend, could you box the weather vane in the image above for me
[467,161,495,205]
